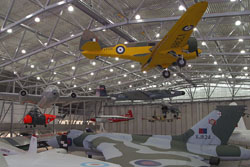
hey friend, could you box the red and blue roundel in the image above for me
[80,162,110,167]
[134,160,162,166]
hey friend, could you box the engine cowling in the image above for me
[187,37,198,53]
[71,92,77,98]
[19,90,28,104]
[209,157,220,166]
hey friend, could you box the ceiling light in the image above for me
[21,49,26,54]
[235,20,241,26]
[201,41,206,46]
[102,29,106,32]
[73,77,76,80]
[110,68,113,72]
[188,64,192,67]
[153,75,157,79]
[36,76,40,80]
[245,73,248,76]
[241,50,246,54]
[230,0,236,1]
[44,42,48,46]
[143,71,147,74]
[71,34,74,37]
[201,75,204,78]
[7,29,12,33]
[34,17,40,23]
[123,74,127,77]
[131,64,135,68]
[115,57,119,61]
[57,81,61,84]
[173,73,177,77]
[50,59,54,63]
[118,81,121,84]
[135,14,141,20]
[178,5,186,11]
[193,27,198,31]
[89,88,92,91]
[92,61,96,66]
[13,71,17,75]
[124,41,128,44]
[214,61,218,65]
[218,68,221,71]
[74,84,77,87]
[239,39,244,42]
[156,33,160,38]
[72,66,76,70]
[68,5,74,12]
[30,64,35,68]
[53,72,57,75]
[222,74,225,78]
[129,85,132,88]
[90,72,94,76]
[244,66,248,70]
[2,58,5,61]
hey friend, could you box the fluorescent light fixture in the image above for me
[57,81,61,84]
[193,27,198,31]
[92,61,96,66]
[153,75,157,79]
[7,29,12,33]
[244,66,248,70]
[201,41,206,46]
[214,61,218,65]
[50,59,54,63]
[188,64,192,67]
[115,57,119,61]
[118,81,121,84]
[218,68,221,71]
[239,38,244,42]
[54,72,57,75]
[241,50,245,54]
[124,41,128,44]
[72,66,76,70]
[123,74,127,77]
[135,14,141,20]
[110,68,113,72]
[156,33,160,38]
[34,17,40,22]
[74,84,77,87]
[173,73,177,77]
[143,71,147,74]
[178,5,186,11]
[68,5,74,12]
[30,64,35,68]
[235,20,241,26]
[89,88,92,91]
[131,64,135,68]
[21,49,26,54]
[90,72,94,76]
[37,76,40,80]
[129,85,132,88]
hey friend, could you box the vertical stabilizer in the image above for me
[176,105,245,145]
[28,135,37,154]
[0,154,8,167]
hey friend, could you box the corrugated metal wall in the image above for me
[103,99,250,135]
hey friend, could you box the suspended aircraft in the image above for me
[0,85,111,109]
[89,110,134,123]
[79,2,208,78]
[47,105,250,166]
[23,107,66,128]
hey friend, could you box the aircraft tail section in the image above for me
[96,85,108,97]
[127,110,133,118]
[28,135,37,154]
[174,105,245,145]
[0,154,8,167]
[79,30,104,59]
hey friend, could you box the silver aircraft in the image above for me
[0,85,111,109]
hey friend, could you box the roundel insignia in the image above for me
[80,162,110,167]
[134,160,162,166]
[209,119,216,125]
[67,138,72,146]
[182,25,194,31]
[116,46,125,54]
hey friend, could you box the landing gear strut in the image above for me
[162,70,171,79]
[177,58,186,67]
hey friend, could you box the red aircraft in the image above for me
[23,108,66,128]
[90,110,134,123]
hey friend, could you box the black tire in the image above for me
[177,58,186,68]
[162,70,171,78]
[116,46,125,54]
[209,157,220,166]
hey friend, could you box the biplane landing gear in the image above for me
[162,70,171,79]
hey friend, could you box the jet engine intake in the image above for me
[19,90,28,104]
[209,157,220,166]
[187,37,198,53]
[19,90,27,96]
[71,92,77,98]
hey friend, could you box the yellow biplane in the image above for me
[79,2,208,78]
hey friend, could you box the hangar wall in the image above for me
[103,99,250,135]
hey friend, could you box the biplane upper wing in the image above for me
[142,2,208,71]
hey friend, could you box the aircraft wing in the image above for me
[97,115,130,119]
[142,2,208,71]
[0,92,41,104]
[90,136,210,167]
[57,95,112,104]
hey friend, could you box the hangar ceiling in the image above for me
[0,0,250,96]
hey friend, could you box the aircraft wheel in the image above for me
[88,155,92,158]
[177,58,186,68]
[25,125,27,128]
[162,70,171,79]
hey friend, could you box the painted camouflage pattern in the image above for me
[51,105,250,167]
